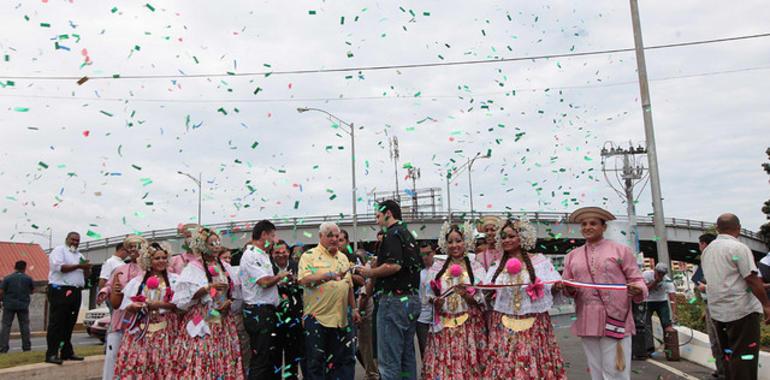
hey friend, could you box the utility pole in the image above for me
[629,0,670,268]
[407,167,421,218]
[389,136,400,204]
[600,142,648,252]
[601,141,652,359]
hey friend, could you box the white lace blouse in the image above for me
[485,253,564,316]
[171,260,241,313]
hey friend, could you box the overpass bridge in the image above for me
[78,211,767,265]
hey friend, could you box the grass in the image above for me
[0,344,104,369]
[674,292,770,350]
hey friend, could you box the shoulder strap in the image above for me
[582,245,631,321]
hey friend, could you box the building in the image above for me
[0,242,50,332]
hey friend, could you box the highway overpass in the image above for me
[77,211,767,265]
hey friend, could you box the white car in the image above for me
[84,306,109,329]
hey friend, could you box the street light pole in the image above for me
[446,173,452,224]
[177,171,202,225]
[629,0,670,268]
[445,152,488,224]
[18,228,53,251]
[297,107,359,251]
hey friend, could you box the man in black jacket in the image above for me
[271,240,305,380]
[358,200,423,380]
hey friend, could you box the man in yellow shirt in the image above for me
[298,222,361,380]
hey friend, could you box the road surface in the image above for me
[4,315,713,379]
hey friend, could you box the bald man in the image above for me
[702,213,770,380]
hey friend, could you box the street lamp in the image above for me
[297,107,359,252]
[17,228,53,252]
[445,152,489,224]
[177,171,202,225]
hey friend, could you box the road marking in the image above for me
[645,358,700,380]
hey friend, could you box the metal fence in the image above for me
[78,210,761,251]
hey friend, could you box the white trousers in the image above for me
[580,336,632,380]
[102,331,123,380]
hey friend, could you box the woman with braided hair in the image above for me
[171,228,244,379]
[114,241,179,379]
[482,219,566,380]
[421,222,487,380]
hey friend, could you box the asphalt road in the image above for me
[4,315,713,379]
[6,332,102,353]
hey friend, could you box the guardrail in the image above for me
[77,211,763,252]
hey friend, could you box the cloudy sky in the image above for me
[2,1,768,247]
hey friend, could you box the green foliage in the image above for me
[674,293,770,349]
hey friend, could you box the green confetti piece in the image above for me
[741,354,755,360]
[145,3,155,12]
[111,7,118,13]
[140,178,153,186]
[100,110,114,117]
[13,107,29,112]
[303,231,313,238]
[423,11,431,16]
[38,161,49,169]
[86,230,102,239]
[40,23,51,28]
[583,156,593,161]
[251,141,259,149]
[308,10,316,15]
[131,164,142,171]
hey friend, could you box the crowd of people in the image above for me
[33,201,770,380]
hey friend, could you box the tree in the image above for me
[760,147,770,247]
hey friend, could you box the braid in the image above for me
[217,257,233,299]
[491,250,511,285]
[433,258,452,296]
[161,270,170,291]
[521,251,536,284]
[463,256,475,285]
[203,257,214,284]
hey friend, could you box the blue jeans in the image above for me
[376,294,420,380]
[303,315,355,380]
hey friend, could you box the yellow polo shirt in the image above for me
[298,244,352,328]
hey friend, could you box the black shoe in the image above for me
[45,355,63,365]
[61,355,84,361]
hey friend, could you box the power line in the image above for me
[1,64,768,103]
[1,32,769,81]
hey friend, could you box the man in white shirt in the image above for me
[416,242,436,359]
[642,263,677,356]
[703,213,770,380]
[96,243,127,304]
[45,232,91,365]
[239,220,287,380]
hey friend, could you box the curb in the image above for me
[0,354,103,380]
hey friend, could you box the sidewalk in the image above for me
[0,355,103,380]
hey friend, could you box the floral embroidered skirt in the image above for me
[421,308,487,380]
[483,311,566,380]
[114,312,180,379]
[173,303,244,380]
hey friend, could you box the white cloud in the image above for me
[1,1,769,247]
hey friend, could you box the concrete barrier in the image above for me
[0,355,103,380]
[651,318,770,380]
